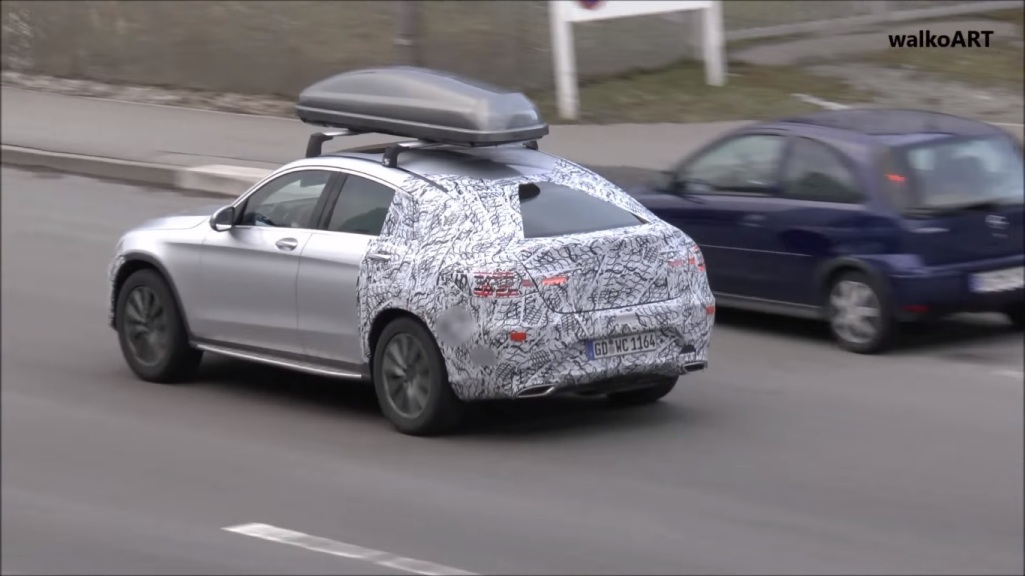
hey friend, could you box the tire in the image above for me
[825,270,896,354]
[116,269,202,383]
[607,377,677,406]
[1005,301,1025,330]
[372,317,464,436]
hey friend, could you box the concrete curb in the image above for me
[1,144,269,196]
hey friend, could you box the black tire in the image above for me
[115,269,202,383]
[607,377,677,406]
[372,317,464,436]
[825,270,896,354]
[1005,301,1025,330]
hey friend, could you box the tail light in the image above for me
[668,244,705,272]
[690,244,706,271]
[471,271,533,298]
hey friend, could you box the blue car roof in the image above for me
[775,109,1003,137]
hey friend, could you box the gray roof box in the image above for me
[295,67,549,147]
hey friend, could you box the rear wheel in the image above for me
[607,377,677,406]
[1005,302,1025,330]
[826,270,896,354]
[116,269,202,383]
[372,317,464,436]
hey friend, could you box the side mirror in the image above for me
[210,205,236,232]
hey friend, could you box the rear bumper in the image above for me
[889,254,1024,319]
[443,295,715,401]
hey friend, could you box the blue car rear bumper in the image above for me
[889,254,1024,318]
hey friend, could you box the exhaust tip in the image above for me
[684,361,707,373]
[515,385,556,398]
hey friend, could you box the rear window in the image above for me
[517,182,645,238]
[899,136,1023,208]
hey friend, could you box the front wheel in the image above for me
[372,317,465,436]
[826,271,896,354]
[606,377,677,406]
[115,269,202,383]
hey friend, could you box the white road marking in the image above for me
[791,93,849,110]
[224,523,478,576]
[788,95,1025,129]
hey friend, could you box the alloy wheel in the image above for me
[123,286,170,366]
[829,279,881,345]
[381,333,432,419]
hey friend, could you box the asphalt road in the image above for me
[2,167,1022,575]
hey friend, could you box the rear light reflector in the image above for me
[706,305,716,315]
[541,275,567,286]
[509,331,528,342]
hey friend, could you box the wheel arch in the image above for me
[111,253,192,336]
[815,257,892,307]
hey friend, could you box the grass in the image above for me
[528,59,873,124]
[528,8,1023,124]
[860,9,1024,90]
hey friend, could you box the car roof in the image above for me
[764,108,1005,142]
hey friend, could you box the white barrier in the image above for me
[548,0,726,120]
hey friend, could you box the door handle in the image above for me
[367,252,392,262]
[275,238,299,251]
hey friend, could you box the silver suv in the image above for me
[107,67,716,435]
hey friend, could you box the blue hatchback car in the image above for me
[631,109,1023,353]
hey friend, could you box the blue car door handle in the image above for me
[741,214,766,227]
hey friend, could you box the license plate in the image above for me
[971,266,1025,293]
[587,332,661,360]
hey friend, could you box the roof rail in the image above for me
[296,66,549,167]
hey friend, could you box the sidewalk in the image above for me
[0,86,750,195]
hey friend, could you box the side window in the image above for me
[783,138,862,203]
[685,135,786,192]
[239,170,333,229]
[326,174,397,236]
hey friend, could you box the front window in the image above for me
[899,136,1024,209]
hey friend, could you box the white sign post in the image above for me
[548,0,725,120]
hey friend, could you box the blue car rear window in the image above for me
[899,136,1024,208]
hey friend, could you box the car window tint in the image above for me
[783,138,862,203]
[239,170,333,228]
[327,175,396,236]
[518,182,644,238]
[685,135,785,191]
